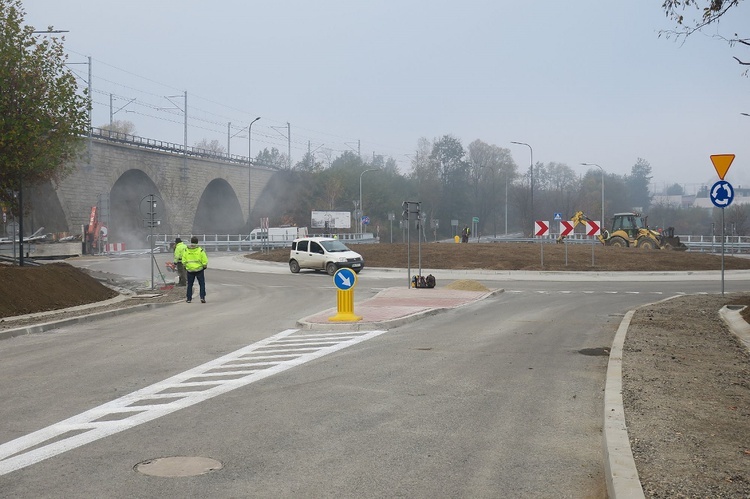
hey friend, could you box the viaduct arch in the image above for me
[25,131,276,249]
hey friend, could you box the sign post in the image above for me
[560,220,574,266]
[534,221,549,267]
[586,220,601,266]
[710,154,736,295]
[328,268,362,322]
[140,194,162,290]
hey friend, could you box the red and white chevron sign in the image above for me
[534,220,549,236]
[560,220,575,237]
[586,220,600,236]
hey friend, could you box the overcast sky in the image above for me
[23,0,750,194]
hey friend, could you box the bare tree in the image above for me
[662,0,748,71]
[194,138,225,154]
[98,120,136,136]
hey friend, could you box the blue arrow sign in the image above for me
[333,267,357,290]
[710,180,734,208]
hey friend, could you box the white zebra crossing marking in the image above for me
[0,328,386,476]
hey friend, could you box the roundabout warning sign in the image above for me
[710,180,734,208]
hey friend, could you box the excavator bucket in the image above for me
[660,227,688,251]
[661,236,688,251]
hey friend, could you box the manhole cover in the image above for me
[134,456,223,477]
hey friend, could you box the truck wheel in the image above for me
[289,260,300,273]
[326,262,338,276]
[638,239,656,250]
[609,236,627,247]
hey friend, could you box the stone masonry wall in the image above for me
[52,139,273,235]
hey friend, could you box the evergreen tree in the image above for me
[626,158,653,211]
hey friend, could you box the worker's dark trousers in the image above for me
[186,270,206,301]
[177,262,186,286]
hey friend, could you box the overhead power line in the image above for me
[65,49,415,164]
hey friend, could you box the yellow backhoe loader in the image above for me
[557,211,687,250]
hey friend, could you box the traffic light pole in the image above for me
[402,201,421,289]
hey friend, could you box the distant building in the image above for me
[653,185,750,210]
[651,194,694,209]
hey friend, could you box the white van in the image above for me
[289,237,364,275]
[246,227,299,243]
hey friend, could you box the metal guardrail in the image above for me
[676,235,750,254]
[137,233,750,254]
[91,128,280,169]
[147,234,287,252]
[146,233,378,252]
[486,233,750,254]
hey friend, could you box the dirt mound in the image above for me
[624,294,750,497]
[444,279,490,292]
[0,263,118,318]
[253,242,750,272]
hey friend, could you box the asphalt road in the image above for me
[0,255,743,498]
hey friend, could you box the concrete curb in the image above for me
[603,310,645,499]
[604,294,680,499]
[296,306,445,332]
[719,305,750,352]
[0,301,179,341]
[297,288,504,331]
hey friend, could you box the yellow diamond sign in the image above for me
[710,154,735,180]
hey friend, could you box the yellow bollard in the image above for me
[454,235,460,243]
[329,288,362,322]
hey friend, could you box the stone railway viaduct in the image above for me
[26,129,276,248]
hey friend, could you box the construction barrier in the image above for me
[105,243,126,253]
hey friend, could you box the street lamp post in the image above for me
[581,162,605,227]
[505,174,508,235]
[359,168,380,235]
[247,117,260,228]
[511,141,533,220]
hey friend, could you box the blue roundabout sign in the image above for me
[710,180,734,208]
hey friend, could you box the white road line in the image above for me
[0,328,387,476]
[511,289,661,295]
[504,289,703,296]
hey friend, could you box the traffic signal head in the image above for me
[402,201,408,220]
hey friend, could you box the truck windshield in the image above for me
[320,240,350,252]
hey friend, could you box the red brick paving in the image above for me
[300,287,495,325]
